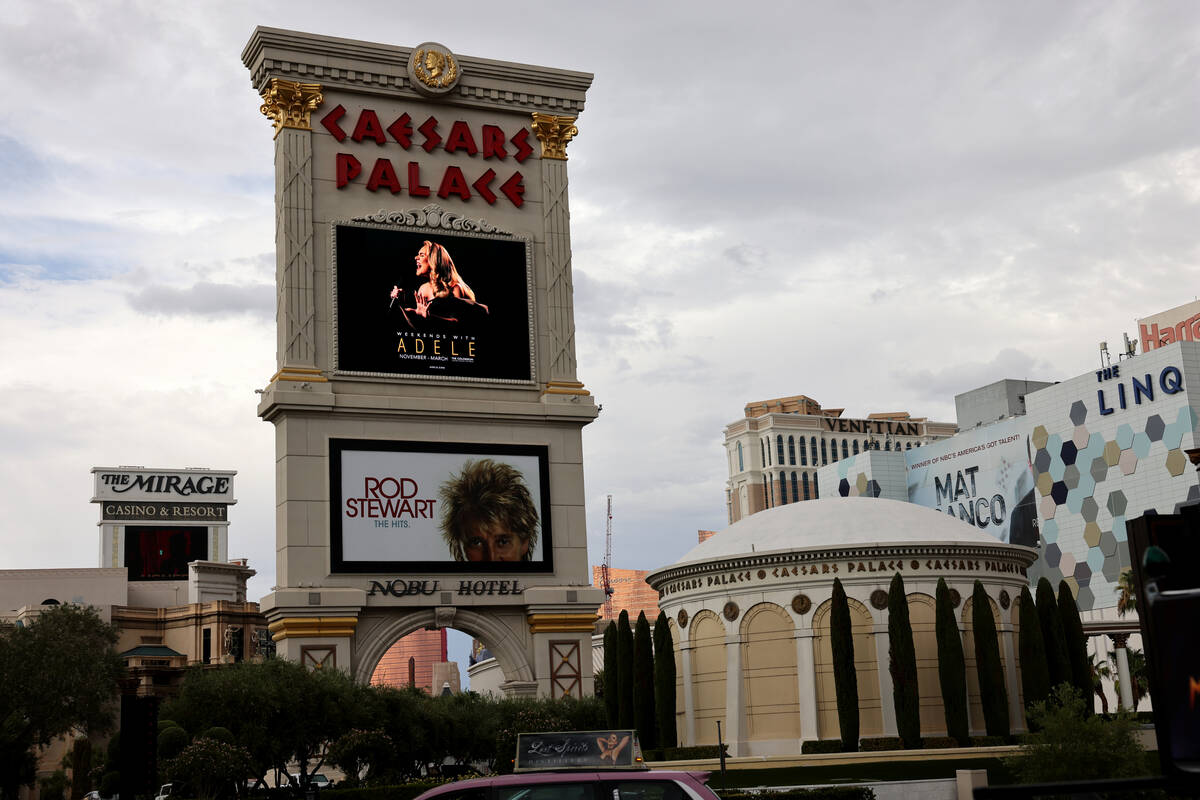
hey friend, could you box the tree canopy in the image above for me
[0,605,125,800]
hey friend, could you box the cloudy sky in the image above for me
[1,2,1197,672]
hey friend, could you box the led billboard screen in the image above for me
[329,439,552,573]
[124,525,209,580]
[333,223,532,382]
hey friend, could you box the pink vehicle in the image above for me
[415,731,720,800]
[412,769,720,800]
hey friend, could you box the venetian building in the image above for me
[646,497,1037,756]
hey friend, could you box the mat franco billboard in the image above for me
[905,417,1038,547]
[329,439,552,574]
[333,223,532,382]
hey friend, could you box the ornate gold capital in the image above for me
[258,78,324,137]
[531,113,579,160]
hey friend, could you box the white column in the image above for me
[1111,634,1135,710]
[795,630,819,742]
[724,631,744,756]
[679,641,696,746]
[1000,626,1024,732]
[873,625,898,736]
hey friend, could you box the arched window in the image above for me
[905,442,912,450]
[769,475,775,506]
[802,472,810,500]
[830,440,838,461]
[852,440,859,455]
[841,439,849,459]
[821,439,828,464]
[761,439,767,467]
[779,472,788,504]
[810,437,818,464]
[777,435,785,465]
[763,476,769,508]
[788,436,796,465]
[737,442,744,471]
[814,472,820,498]
[874,440,880,450]
[791,471,798,501]
[885,439,891,451]
[800,439,808,466]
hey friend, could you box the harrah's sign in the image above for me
[1139,300,1200,352]
[322,105,531,207]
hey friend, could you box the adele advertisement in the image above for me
[329,439,553,573]
[333,223,532,381]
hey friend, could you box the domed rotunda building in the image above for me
[645,497,1038,756]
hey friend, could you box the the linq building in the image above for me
[820,336,1200,617]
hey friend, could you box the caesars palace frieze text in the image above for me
[658,556,1028,599]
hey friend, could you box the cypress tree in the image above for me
[632,611,657,748]
[1018,585,1050,711]
[616,610,635,728]
[887,572,921,748]
[971,581,1009,736]
[934,578,969,744]
[1057,580,1092,715]
[603,621,619,726]
[1035,577,1071,690]
[830,578,859,751]
[653,611,678,748]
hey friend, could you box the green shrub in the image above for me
[1017,585,1050,712]
[970,581,1009,737]
[800,739,845,754]
[603,622,619,727]
[653,611,678,749]
[934,579,968,744]
[830,578,859,752]
[158,719,181,733]
[616,611,634,727]
[887,573,921,748]
[1005,684,1147,784]
[633,611,657,748]
[1035,578,1071,689]
[1056,581,1092,714]
[858,736,904,752]
[157,726,190,761]
[200,726,234,744]
[99,773,120,798]
[969,735,1006,747]
[921,736,959,749]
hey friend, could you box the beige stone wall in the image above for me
[741,603,800,741]
[690,611,726,745]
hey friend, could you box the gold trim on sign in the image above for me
[527,612,598,634]
[268,616,358,641]
[543,380,590,396]
[530,113,579,161]
[258,79,324,137]
[271,367,329,383]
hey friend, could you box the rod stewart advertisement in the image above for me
[329,439,553,573]
[334,223,532,381]
[905,417,1038,547]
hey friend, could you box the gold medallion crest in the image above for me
[408,42,461,96]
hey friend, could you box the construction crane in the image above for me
[601,495,615,618]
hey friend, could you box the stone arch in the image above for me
[961,591,1005,733]
[906,592,943,735]
[812,595,881,740]
[689,610,726,746]
[352,608,534,688]
[740,602,800,742]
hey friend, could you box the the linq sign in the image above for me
[1095,364,1184,415]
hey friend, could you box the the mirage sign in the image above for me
[905,418,1037,547]
[92,467,236,504]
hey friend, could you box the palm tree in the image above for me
[1090,654,1111,714]
[1114,568,1137,617]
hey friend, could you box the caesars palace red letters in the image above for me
[322,105,531,207]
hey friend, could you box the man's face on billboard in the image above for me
[463,521,529,562]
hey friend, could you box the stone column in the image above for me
[795,629,819,742]
[531,113,586,398]
[677,639,696,746]
[873,625,898,736]
[257,79,327,385]
[1000,625,1024,731]
[1110,632,1135,710]
[724,631,744,756]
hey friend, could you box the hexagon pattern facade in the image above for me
[1025,343,1200,611]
